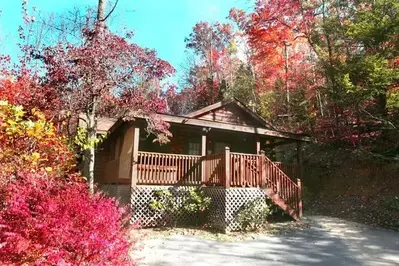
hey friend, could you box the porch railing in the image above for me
[263,156,300,211]
[129,149,302,218]
[230,153,261,187]
[228,151,301,215]
[137,151,201,185]
[274,162,300,180]
[202,153,225,185]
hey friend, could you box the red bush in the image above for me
[0,172,135,265]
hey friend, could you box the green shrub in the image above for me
[383,196,399,211]
[149,187,211,226]
[237,197,271,231]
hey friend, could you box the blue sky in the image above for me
[0,0,253,82]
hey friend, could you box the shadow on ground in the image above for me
[136,216,399,266]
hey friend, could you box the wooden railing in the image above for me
[137,151,201,185]
[274,162,300,180]
[128,148,302,219]
[263,156,301,212]
[202,153,225,185]
[225,151,302,216]
[230,153,261,187]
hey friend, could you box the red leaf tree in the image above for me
[19,1,176,190]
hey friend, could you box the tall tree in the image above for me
[18,1,175,192]
[231,0,398,147]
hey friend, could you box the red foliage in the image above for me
[40,28,174,121]
[241,0,317,93]
[0,172,135,265]
[0,77,61,119]
[181,21,235,109]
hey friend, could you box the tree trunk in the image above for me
[83,0,106,193]
[85,100,97,194]
[97,0,106,25]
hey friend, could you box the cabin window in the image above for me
[187,142,201,155]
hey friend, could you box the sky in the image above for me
[0,0,253,83]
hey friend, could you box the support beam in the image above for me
[130,127,140,189]
[201,133,207,156]
[260,150,266,188]
[225,147,231,188]
[256,135,261,154]
[297,178,303,219]
[201,132,207,183]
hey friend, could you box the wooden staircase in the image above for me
[261,155,302,221]
[228,151,303,221]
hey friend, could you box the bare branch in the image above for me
[101,0,119,22]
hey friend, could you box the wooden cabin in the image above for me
[94,99,310,230]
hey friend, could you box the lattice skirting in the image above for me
[131,185,202,228]
[202,187,226,231]
[225,187,268,231]
[101,185,268,232]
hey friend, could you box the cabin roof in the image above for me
[78,115,117,134]
[102,99,311,142]
[186,98,275,129]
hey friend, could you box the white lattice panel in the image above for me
[225,188,267,231]
[131,186,200,228]
[203,187,226,231]
[102,184,269,232]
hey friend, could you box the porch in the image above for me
[97,103,309,230]
[102,146,303,224]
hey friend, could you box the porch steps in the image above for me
[260,156,302,221]
[263,187,300,221]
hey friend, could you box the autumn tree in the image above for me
[170,20,258,115]
[228,0,398,149]
[16,1,175,191]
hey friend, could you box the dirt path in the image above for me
[135,216,399,266]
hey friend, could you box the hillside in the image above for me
[303,144,399,230]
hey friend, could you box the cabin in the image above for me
[94,99,310,232]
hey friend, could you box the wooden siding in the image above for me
[192,103,264,127]
[94,147,108,183]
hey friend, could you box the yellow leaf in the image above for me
[45,167,53,172]
[31,152,40,161]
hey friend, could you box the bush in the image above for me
[0,172,135,265]
[383,196,399,211]
[237,197,272,231]
[149,187,211,226]
[0,101,74,185]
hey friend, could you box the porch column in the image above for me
[130,127,140,188]
[225,147,231,188]
[255,135,261,154]
[201,132,207,183]
[260,150,266,187]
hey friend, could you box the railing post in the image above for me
[201,132,206,183]
[260,150,266,188]
[297,178,303,219]
[130,127,140,189]
[224,147,231,188]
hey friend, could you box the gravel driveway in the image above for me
[136,216,399,266]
